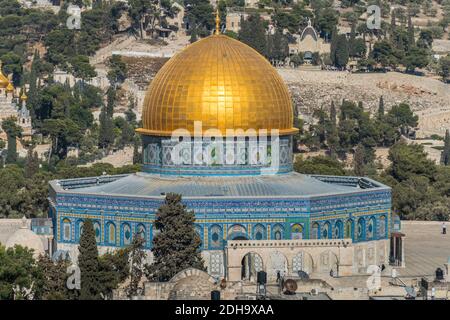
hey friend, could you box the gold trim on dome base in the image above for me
[136,127,299,137]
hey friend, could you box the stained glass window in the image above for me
[210,225,222,248]
[94,221,101,243]
[63,218,71,241]
[107,222,116,245]
[333,221,343,239]
[311,223,319,239]
[272,224,284,240]
[344,220,353,239]
[357,218,365,241]
[253,224,265,240]
[123,223,132,245]
[137,224,146,243]
[291,223,303,239]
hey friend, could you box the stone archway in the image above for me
[319,250,339,275]
[292,251,314,276]
[168,268,217,300]
[241,252,263,282]
[267,251,288,282]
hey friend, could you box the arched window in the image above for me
[228,224,247,240]
[344,219,353,239]
[62,218,71,241]
[94,221,101,243]
[357,218,366,241]
[253,224,266,240]
[137,224,146,243]
[122,223,132,245]
[272,224,284,240]
[367,217,376,240]
[333,220,343,239]
[291,223,303,240]
[106,222,116,245]
[76,220,84,240]
[210,225,222,248]
[311,222,319,239]
[322,222,330,239]
[379,215,387,238]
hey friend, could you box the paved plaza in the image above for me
[400,221,450,278]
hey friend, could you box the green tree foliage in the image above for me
[1,116,22,164]
[294,155,346,176]
[438,55,450,82]
[146,193,205,281]
[0,245,40,300]
[107,55,127,86]
[385,102,418,135]
[388,141,437,183]
[125,236,146,297]
[24,147,39,179]
[403,46,429,73]
[334,34,349,68]
[266,28,289,65]
[78,219,100,300]
[35,255,70,300]
[184,0,214,37]
[441,130,450,166]
[238,13,267,56]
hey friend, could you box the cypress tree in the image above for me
[78,219,101,300]
[1,116,22,164]
[25,148,39,178]
[349,23,356,57]
[98,106,114,149]
[327,101,339,158]
[407,14,415,50]
[125,236,146,298]
[442,129,450,166]
[390,10,396,40]
[146,193,205,282]
[330,101,337,127]
[335,35,349,69]
[106,87,116,117]
[28,50,39,123]
[330,26,338,66]
[377,96,385,120]
[238,13,267,56]
[132,136,141,164]
[353,143,366,176]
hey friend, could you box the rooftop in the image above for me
[50,172,389,199]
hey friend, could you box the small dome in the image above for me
[5,217,45,257]
[6,82,14,92]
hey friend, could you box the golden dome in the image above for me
[0,62,9,88]
[20,92,28,101]
[137,35,297,137]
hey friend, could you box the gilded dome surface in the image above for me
[137,35,297,136]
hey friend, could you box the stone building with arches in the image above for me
[48,24,399,280]
[289,19,330,63]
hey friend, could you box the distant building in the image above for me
[49,31,399,283]
[163,2,185,37]
[226,12,247,33]
[289,19,330,62]
[0,62,32,140]
[0,216,53,258]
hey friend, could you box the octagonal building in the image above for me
[49,31,399,281]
